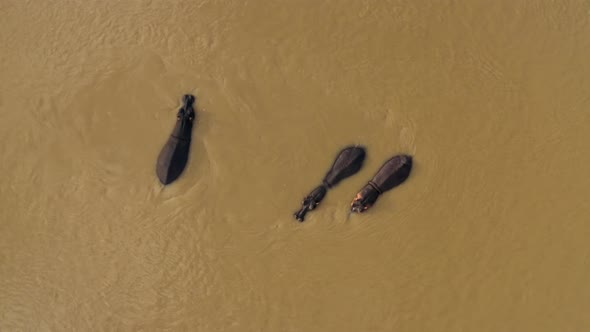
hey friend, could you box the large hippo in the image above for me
[156,94,196,185]
[295,146,366,221]
[350,154,413,213]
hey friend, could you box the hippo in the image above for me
[350,154,413,213]
[156,94,196,185]
[294,146,366,221]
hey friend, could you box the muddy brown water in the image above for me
[2,1,590,331]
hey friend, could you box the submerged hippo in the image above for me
[156,94,196,185]
[295,146,366,222]
[350,154,413,213]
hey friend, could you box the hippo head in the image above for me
[294,185,328,222]
[177,94,196,129]
[350,186,380,213]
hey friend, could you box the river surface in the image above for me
[2,1,590,331]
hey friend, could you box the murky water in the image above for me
[2,1,590,330]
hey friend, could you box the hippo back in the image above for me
[371,154,413,192]
[323,146,366,188]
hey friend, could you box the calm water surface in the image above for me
[1,1,590,331]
